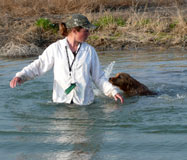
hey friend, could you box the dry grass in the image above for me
[0,0,186,17]
[87,5,187,49]
[0,0,186,57]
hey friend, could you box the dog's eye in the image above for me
[118,75,121,79]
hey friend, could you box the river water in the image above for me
[0,48,187,160]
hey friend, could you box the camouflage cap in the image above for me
[66,14,96,30]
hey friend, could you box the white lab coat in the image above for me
[15,38,118,105]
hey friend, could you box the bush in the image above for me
[35,18,59,32]
[94,15,126,28]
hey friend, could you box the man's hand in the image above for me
[10,77,23,88]
[114,93,124,104]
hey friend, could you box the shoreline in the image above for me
[0,40,185,59]
[89,38,187,52]
[0,35,186,58]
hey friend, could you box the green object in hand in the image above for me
[65,83,76,95]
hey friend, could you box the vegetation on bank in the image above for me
[0,0,185,16]
[0,0,186,57]
[88,7,187,50]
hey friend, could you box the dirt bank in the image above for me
[0,2,186,57]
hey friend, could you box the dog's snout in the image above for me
[109,77,115,83]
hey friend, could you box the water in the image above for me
[0,49,187,160]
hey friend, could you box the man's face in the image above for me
[75,28,90,42]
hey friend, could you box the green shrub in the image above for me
[89,35,99,41]
[94,15,126,28]
[35,18,59,32]
[169,21,178,29]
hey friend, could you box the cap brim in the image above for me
[83,23,97,30]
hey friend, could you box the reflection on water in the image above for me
[47,106,102,160]
[0,48,187,160]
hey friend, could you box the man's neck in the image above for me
[67,36,79,52]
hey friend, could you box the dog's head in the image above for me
[109,72,139,91]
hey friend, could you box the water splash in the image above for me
[158,94,186,101]
[176,94,186,99]
[104,61,115,79]
[94,61,115,97]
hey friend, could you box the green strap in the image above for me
[65,83,76,95]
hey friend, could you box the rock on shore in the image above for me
[0,41,43,58]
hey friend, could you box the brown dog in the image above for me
[109,72,156,97]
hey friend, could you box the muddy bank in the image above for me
[0,6,186,57]
[1,35,186,58]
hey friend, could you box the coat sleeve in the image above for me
[90,47,118,97]
[15,44,55,81]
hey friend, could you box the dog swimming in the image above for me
[109,72,157,97]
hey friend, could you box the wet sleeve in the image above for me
[90,48,118,97]
[15,45,55,81]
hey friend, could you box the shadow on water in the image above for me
[1,48,187,160]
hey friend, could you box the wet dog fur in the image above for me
[109,72,157,97]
